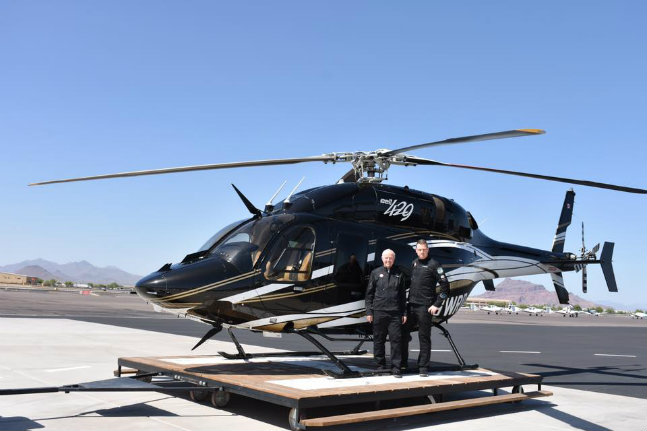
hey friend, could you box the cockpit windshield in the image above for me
[205,214,296,271]
[197,219,247,252]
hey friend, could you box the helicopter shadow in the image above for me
[525,362,646,382]
[0,416,44,431]
[184,355,378,376]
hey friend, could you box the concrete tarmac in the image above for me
[2,289,644,398]
[1,318,646,431]
[0,289,646,430]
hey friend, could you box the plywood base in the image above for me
[117,353,550,430]
[301,390,553,427]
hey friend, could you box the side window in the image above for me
[264,226,315,282]
[333,233,368,302]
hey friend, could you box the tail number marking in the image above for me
[383,200,414,221]
[442,293,468,316]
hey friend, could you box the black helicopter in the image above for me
[31,129,646,377]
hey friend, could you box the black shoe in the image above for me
[419,368,428,377]
[393,370,402,378]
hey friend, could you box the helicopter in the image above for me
[30,129,646,377]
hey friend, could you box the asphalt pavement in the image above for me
[1,288,645,398]
[0,288,646,431]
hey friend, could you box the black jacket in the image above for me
[365,265,407,315]
[409,257,450,308]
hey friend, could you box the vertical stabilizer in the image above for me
[600,242,618,292]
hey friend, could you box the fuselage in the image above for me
[135,183,577,333]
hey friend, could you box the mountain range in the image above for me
[0,259,142,286]
[474,278,607,309]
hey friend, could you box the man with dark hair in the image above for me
[366,249,407,378]
[402,239,450,376]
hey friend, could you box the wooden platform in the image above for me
[117,354,551,430]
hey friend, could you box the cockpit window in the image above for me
[207,214,296,269]
[263,226,315,282]
[466,211,478,230]
[197,219,246,252]
[222,232,250,245]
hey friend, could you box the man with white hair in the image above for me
[365,248,407,377]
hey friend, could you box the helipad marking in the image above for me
[594,353,637,358]
[269,369,497,390]
[45,365,91,373]
[499,350,541,354]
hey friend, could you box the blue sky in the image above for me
[1,1,645,309]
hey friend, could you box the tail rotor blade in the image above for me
[591,243,600,256]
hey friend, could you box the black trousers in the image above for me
[372,309,402,370]
[402,303,433,370]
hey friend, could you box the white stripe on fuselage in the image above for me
[219,282,293,304]
[238,300,365,330]
[408,240,555,282]
[219,265,334,304]
[311,265,334,279]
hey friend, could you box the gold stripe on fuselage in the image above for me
[241,283,336,304]
[149,301,202,309]
[315,248,336,258]
[160,269,261,302]
[387,230,456,241]
[254,315,341,331]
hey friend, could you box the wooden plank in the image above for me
[301,390,553,427]
[119,355,545,404]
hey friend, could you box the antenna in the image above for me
[264,180,287,213]
[283,177,304,208]
[231,184,262,218]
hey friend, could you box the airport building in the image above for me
[0,272,39,285]
[466,297,512,306]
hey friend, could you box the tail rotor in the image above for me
[577,222,599,293]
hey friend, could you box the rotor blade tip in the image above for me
[517,129,546,135]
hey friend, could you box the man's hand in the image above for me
[428,305,440,315]
[366,315,373,323]
[402,315,407,324]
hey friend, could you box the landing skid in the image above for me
[219,323,476,379]
[432,322,479,371]
[218,328,368,363]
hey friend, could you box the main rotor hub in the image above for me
[328,150,420,183]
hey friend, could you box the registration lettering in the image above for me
[382,199,414,221]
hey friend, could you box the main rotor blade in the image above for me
[405,156,647,194]
[382,129,545,157]
[29,155,336,186]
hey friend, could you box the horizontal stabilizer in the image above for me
[600,242,618,292]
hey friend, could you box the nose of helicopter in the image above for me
[135,271,167,299]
